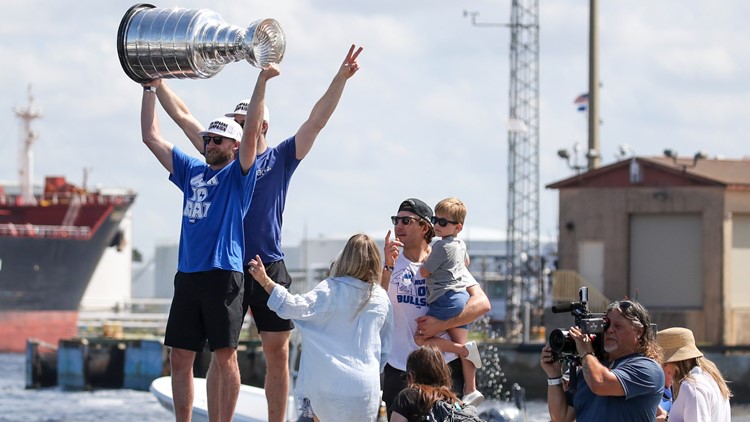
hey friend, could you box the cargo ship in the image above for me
[0,88,136,353]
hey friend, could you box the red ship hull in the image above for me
[0,178,136,352]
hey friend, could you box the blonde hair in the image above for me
[672,357,732,401]
[434,197,467,224]
[329,233,383,315]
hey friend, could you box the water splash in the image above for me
[473,315,514,402]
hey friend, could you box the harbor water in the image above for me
[1,353,747,421]
[2,352,551,421]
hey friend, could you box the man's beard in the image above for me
[205,148,233,166]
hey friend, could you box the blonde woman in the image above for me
[657,327,731,422]
[248,233,393,422]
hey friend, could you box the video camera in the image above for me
[548,287,607,364]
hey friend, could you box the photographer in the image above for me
[540,300,665,422]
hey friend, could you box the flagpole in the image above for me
[588,0,601,169]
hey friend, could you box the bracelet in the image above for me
[143,86,157,93]
[547,376,563,386]
[383,264,394,272]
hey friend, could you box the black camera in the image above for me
[548,287,607,362]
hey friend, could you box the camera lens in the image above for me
[549,328,577,354]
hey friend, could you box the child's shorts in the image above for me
[427,289,470,330]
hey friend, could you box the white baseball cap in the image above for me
[225,99,270,123]
[198,117,243,142]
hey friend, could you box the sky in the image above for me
[1,0,749,260]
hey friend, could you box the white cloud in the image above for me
[1,0,748,258]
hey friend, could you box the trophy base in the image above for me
[117,3,156,84]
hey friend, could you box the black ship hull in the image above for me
[0,207,128,311]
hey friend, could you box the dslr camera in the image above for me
[548,287,607,363]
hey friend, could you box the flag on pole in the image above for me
[574,93,589,112]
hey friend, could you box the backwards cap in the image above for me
[398,198,433,225]
[225,99,270,123]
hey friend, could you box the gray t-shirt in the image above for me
[422,236,473,304]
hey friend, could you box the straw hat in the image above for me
[657,327,703,363]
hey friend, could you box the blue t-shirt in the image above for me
[242,137,300,263]
[169,146,257,273]
[660,386,672,412]
[572,353,664,422]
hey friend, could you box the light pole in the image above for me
[663,149,707,173]
[557,143,599,175]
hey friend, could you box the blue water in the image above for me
[0,352,554,422]
[0,353,167,422]
[1,353,747,421]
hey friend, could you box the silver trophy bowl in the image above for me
[117,3,286,83]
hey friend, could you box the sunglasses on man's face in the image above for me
[391,216,421,226]
[235,119,245,128]
[431,216,458,227]
[202,135,227,145]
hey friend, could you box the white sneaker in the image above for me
[465,341,483,368]
[462,390,485,406]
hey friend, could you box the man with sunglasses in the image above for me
[140,64,278,422]
[380,198,491,418]
[153,44,364,422]
[540,300,664,422]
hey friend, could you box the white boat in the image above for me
[150,376,299,422]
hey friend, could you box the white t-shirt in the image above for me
[669,366,731,422]
[385,252,477,371]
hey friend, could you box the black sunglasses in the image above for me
[391,216,422,226]
[431,216,458,227]
[202,135,227,145]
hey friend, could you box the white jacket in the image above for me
[268,276,393,422]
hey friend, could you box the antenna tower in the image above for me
[466,0,541,341]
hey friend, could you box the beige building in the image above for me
[548,156,750,346]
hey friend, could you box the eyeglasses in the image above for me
[391,216,421,226]
[235,119,245,128]
[202,135,227,145]
[431,216,459,227]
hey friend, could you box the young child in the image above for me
[416,197,484,406]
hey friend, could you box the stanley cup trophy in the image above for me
[117,3,286,83]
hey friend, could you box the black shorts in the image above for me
[164,270,244,352]
[381,359,464,419]
[243,259,294,332]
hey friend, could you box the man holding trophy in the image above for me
[139,62,279,422]
[149,45,363,422]
[121,4,364,420]
[121,4,289,421]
